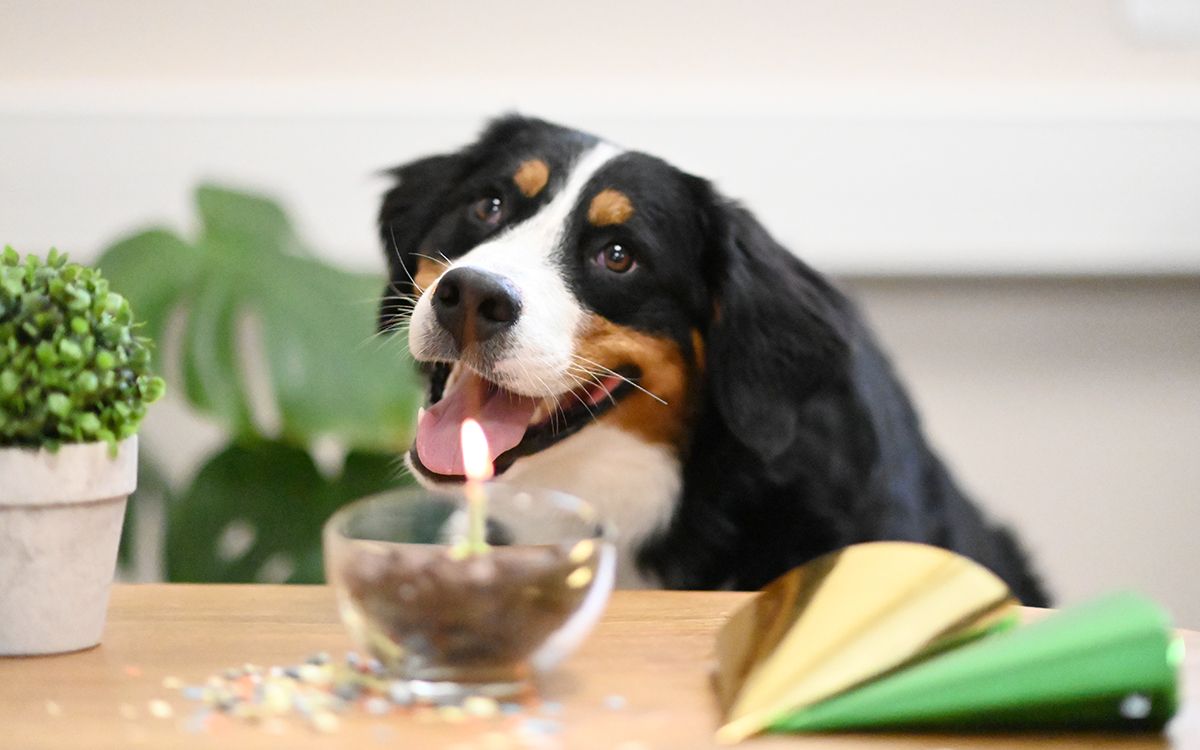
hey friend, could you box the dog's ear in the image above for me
[701,197,853,467]
[377,153,468,331]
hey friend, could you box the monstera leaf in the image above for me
[98,185,422,583]
[96,185,418,450]
[166,442,408,583]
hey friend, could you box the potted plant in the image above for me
[0,248,164,655]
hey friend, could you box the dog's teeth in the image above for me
[417,407,427,424]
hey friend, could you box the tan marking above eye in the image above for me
[588,189,634,226]
[512,159,550,198]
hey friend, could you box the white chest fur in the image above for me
[495,424,680,588]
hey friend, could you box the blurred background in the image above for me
[2,1,1198,621]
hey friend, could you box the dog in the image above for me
[377,115,1048,605]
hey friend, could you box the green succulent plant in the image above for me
[0,247,164,451]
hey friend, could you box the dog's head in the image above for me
[380,115,849,484]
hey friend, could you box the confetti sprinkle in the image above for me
[603,694,628,711]
[463,695,500,718]
[312,711,340,733]
[365,697,391,716]
[171,650,560,736]
[438,705,467,723]
[148,699,174,719]
[517,717,563,737]
[44,700,63,717]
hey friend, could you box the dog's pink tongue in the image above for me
[415,370,538,476]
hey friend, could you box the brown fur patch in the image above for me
[587,189,634,226]
[575,314,696,446]
[690,328,706,372]
[413,256,441,293]
[513,159,550,198]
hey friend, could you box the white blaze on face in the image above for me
[407,142,624,397]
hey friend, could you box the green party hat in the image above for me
[715,542,1017,743]
[768,591,1181,734]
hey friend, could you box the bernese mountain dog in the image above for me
[377,115,1048,606]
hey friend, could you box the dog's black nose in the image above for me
[432,267,521,348]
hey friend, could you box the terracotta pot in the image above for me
[0,437,137,655]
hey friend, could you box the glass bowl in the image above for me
[323,485,616,699]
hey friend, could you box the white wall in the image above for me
[3,0,1200,273]
[4,1,1199,620]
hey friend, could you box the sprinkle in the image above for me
[500,702,524,716]
[306,651,331,665]
[438,705,466,723]
[312,711,340,733]
[123,665,143,678]
[603,694,628,711]
[539,700,563,717]
[517,717,563,736]
[118,703,138,720]
[463,695,500,718]
[44,700,63,717]
[364,697,391,716]
[297,664,331,685]
[263,683,292,714]
[161,676,184,690]
[148,699,174,719]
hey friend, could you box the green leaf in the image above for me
[165,441,406,583]
[197,185,309,258]
[93,185,421,452]
[181,272,254,437]
[95,229,200,351]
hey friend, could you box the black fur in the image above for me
[378,115,1050,606]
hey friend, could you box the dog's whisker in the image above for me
[412,252,452,269]
[571,354,668,405]
[389,225,427,295]
[567,364,620,407]
[561,371,601,422]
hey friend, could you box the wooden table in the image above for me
[1,585,1196,749]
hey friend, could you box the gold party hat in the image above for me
[714,541,1016,743]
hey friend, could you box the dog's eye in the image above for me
[596,242,635,273]
[470,194,505,226]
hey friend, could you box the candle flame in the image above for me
[460,418,494,482]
